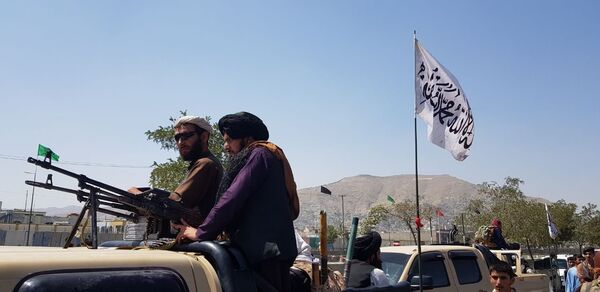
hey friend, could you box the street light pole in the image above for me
[461,213,466,244]
[340,194,346,251]
[320,186,348,250]
[24,190,28,210]
[25,169,37,246]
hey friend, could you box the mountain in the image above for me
[36,205,83,216]
[295,174,481,229]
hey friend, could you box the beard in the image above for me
[180,139,204,161]
[216,146,252,199]
[371,256,383,269]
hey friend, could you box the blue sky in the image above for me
[1,1,599,211]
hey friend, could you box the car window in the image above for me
[449,251,482,285]
[381,252,411,285]
[408,252,450,288]
[15,268,189,292]
[555,259,567,269]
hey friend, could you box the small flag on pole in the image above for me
[545,204,559,240]
[415,39,474,161]
[387,195,395,204]
[37,144,59,161]
[436,209,445,217]
[320,186,332,195]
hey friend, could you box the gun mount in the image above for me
[25,157,203,249]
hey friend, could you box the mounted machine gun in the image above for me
[25,156,203,249]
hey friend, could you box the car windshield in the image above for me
[555,259,567,269]
[381,252,411,285]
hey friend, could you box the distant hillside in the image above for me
[36,175,551,227]
[37,205,82,216]
[296,174,481,229]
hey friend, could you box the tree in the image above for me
[464,177,591,257]
[549,200,578,243]
[327,224,342,244]
[145,111,226,190]
[573,203,600,251]
[389,199,419,245]
[359,204,389,234]
[467,177,549,255]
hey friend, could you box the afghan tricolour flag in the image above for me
[415,39,474,161]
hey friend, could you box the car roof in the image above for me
[381,245,478,254]
[0,245,220,291]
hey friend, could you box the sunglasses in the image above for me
[174,131,197,142]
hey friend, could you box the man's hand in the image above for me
[128,187,143,195]
[168,192,182,202]
[171,219,199,243]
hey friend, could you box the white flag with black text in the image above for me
[545,203,559,240]
[415,39,474,161]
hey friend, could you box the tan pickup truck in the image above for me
[0,241,264,292]
[380,244,551,292]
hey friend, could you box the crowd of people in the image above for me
[565,247,600,292]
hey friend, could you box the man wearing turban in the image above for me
[347,231,389,288]
[173,111,299,292]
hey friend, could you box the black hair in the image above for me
[489,261,516,279]
[583,246,596,254]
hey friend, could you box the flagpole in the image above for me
[413,30,423,292]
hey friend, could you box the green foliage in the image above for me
[549,200,578,242]
[465,178,550,247]
[464,177,600,249]
[145,111,226,190]
[148,158,188,191]
[327,224,342,244]
[359,204,390,234]
[389,200,419,245]
[360,199,446,245]
[574,203,600,248]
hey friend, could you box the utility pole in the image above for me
[24,190,28,210]
[340,194,346,251]
[25,169,37,246]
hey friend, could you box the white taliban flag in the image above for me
[415,39,474,161]
[545,203,559,240]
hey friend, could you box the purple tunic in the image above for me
[195,147,275,241]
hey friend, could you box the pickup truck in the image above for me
[380,245,551,292]
[0,241,267,292]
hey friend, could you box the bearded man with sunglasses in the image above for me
[130,115,223,226]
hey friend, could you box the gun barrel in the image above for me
[27,157,134,198]
[25,156,204,229]
[26,180,80,195]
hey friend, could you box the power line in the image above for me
[0,154,152,169]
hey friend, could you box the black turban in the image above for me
[352,231,382,261]
[218,112,269,140]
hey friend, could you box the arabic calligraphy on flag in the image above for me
[415,39,474,161]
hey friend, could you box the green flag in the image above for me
[37,144,59,161]
[387,195,395,204]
